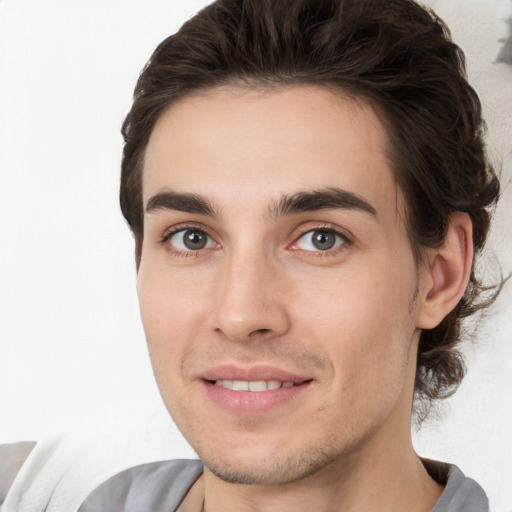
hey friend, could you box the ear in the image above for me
[416,212,474,330]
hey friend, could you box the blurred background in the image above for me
[1,0,511,510]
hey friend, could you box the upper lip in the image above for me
[200,364,311,383]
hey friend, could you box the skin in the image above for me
[137,86,472,512]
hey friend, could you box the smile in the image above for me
[205,378,311,415]
[214,380,296,391]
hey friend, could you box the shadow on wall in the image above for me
[496,12,512,63]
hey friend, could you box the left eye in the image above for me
[168,229,215,251]
[295,229,346,251]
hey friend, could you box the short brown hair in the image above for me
[120,0,500,408]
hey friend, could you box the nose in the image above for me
[211,249,290,343]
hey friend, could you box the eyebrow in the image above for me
[145,191,217,216]
[144,187,377,219]
[270,187,377,219]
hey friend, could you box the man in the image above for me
[78,0,500,510]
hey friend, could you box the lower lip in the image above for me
[202,381,312,415]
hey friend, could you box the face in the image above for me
[138,86,426,485]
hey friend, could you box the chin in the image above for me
[199,441,340,486]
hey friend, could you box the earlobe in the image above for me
[416,212,474,330]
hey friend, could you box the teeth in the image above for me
[267,380,281,390]
[232,380,249,391]
[214,380,296,392]
[248,380,267,392]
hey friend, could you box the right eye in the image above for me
[167,229,215,252]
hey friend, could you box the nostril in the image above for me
[248,328,271,337]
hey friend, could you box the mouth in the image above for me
[212,379,302,391]
[200,367,313,415]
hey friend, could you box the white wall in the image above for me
[0,0,511,510]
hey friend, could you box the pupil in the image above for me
[184,230,207,250]
[312,230,335,250]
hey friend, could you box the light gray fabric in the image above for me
[78,458,488,512]
[0,441,36,506]
[77,459,203,512]
[430,464,489,512]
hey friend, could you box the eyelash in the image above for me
[159,222,352,258]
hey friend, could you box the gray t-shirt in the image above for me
[78,458,489,512]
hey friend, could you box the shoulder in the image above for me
[425,460,489,512]
[78,459,203,512]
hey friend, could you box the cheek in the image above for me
[137,267,204,382]
[293,259,417,389]
[138,253,208,328]
[137,275,202,421]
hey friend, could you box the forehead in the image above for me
[142,85,399,217]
